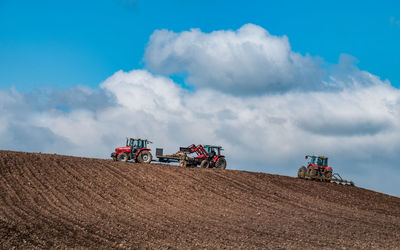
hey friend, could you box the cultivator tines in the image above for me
[330,173,354,186]
[304,172,354,186]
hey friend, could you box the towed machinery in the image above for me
[297,155,354,185]
[111,138,152,163]
[156,144,227,169]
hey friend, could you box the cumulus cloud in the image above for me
[145,24,326,95]
[1,24,400,196]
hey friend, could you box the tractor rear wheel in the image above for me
[215,157,227,169]
[200,160,209,168]
[117,153,128,162]
[297,166,306,179]
[138,151,152,164]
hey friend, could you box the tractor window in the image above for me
[204,146,221,155]
[310,157,328,166]
[135,140,146,149]
[128,139,146,148]
[310,157,317,165]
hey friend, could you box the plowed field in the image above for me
[0,150,399,249]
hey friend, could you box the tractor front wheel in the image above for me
[117,153,128,162]
[200,160,209,168]
[297,166,306,179]
[138,150,152,164]
[215,157,227,169]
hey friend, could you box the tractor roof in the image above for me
[306,155,327,159]
[127,138,153,143]
[204,145,223,149]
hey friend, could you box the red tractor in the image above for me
[297,155,354,185]
[298,155,332,181]
[111,138,152,163]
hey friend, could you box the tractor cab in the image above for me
[203,145,223,156]
[306,155,328,167]
[126,138,150,150]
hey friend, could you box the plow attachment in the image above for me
[330,173,354,186]
[306,172,354,186]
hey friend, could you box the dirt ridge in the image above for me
[1,150,399,249]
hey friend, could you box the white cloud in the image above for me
[1,24,400,196]
[144,24,325,95]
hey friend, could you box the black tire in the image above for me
[200,160,209,168]
[137,150,152,164]
[215,157,226,169]
[117,153,128,162]
[297,166,306,179]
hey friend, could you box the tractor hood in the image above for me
[115,147,131,154]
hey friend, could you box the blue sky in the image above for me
[1,0,400,90]
[1,0,400,196]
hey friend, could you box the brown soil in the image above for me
[0,150,399,249]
